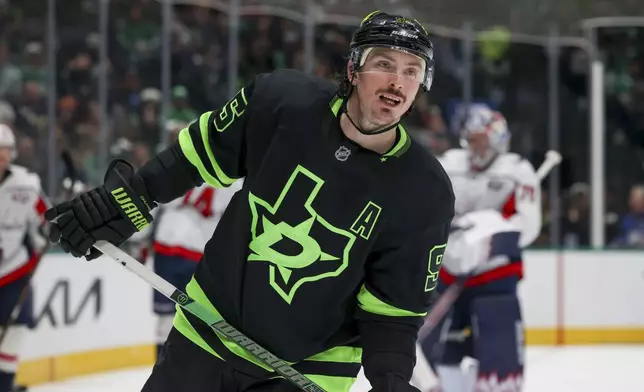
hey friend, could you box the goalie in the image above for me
[418,106,542,392]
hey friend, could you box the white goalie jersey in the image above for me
[437,149,541,282]
[0,164,48,286]
[130,180,243,262]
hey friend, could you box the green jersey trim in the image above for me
[173,306,225,361]
[328,95,411,159]
[178,128,226,188]
[357,284,428,317]
[305,346,362,364]
[197,111,237,186]
[177,110,240,188]
[173,277,365,372]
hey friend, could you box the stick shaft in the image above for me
[93,240,325,392]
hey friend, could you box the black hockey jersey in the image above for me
[171,69,454,386]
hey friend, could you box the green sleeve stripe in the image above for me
[173,307,225,361]
[178,128,225,187]
[357,285,427,317]
[200,111,237,186]
[305,346,362,363]
[185,277,293,371]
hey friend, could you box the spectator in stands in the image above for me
[136,97,161,152]
[167,85,197,124]
[0,99,15,128]
[13,80,47,139]
[20,41,47,90]
[129,140,150,169]
[0,38,22,100]
[13,134,36,169]
[611,184,644,247]
[115,1,160,64]
[60,50,95,100]
[562,183,591,247]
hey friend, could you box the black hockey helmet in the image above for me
[348,11,435,92]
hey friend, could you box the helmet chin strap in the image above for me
[342,74,401,136]
[343,103,400,136]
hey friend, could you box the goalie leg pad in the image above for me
[0,278,34,327]
[420,290,474,369]
[0,325,27,373]
[436,365,467,392]
[471,294,524,392]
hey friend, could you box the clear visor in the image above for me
[357,47,426,84]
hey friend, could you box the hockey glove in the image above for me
[45,159,156,261]
[368,375,421,392]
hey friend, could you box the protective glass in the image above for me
[358,51,426,85]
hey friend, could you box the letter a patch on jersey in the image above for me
[247,165,356,304]
[350,202,381,240]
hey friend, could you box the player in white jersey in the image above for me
[418,106,541,392]
[127,123,243,359]
[0,124,48,392]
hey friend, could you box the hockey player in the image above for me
[128,123,244,359]
[418,106,541,392]
[0,124,48,392]
[44,11,455,392]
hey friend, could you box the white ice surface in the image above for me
[29,345,644,391]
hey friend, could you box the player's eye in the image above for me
[404,68,418,77]
[376,60,392,69]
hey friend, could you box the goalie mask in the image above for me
[458,106,510,171]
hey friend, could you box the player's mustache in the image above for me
[377,88,406,102]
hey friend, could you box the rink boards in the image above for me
[15,250,644,385]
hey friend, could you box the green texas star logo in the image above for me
[247,165,357,304]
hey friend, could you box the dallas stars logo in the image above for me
[247,165,356,304]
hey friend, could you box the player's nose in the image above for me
[388,76,405,91]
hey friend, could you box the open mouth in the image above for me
[378,93,403,107]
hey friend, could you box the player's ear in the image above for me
[346,60,358,86]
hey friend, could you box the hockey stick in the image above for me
[92,240,325,392]
[0,151,77,347]
[535,150,562,181]
[417,150,562,341]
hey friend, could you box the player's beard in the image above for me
[348,86,401,135]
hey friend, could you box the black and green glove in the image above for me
[45,159,156,260]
